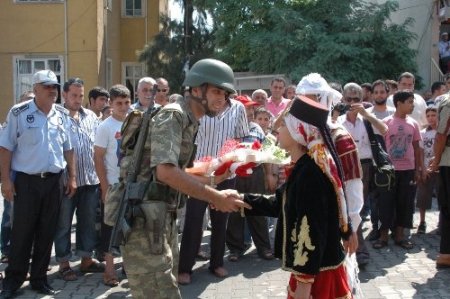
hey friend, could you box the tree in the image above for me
[138,12,214,93]
[198,0,418,85]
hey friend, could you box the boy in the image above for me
[383,90,425,249]
[416,106,439,234]
[94,84,131,286]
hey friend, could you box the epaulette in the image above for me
[12,104,29,116]
[55,104,69,115]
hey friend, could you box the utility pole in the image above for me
[183,0,193,75]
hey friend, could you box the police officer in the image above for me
[0,70,76,298]
[121,59,250,299]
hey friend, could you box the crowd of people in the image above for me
[0,60,448,299]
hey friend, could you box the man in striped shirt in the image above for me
[178,91,249,283]
[53,78,104,281]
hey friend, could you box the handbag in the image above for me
[363,120,395,192]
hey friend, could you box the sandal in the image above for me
[228,253,239,262]
[372,239,388,249]
[0,255,8,264]
[58,267,78,281]
[395,239,414,250]
[258,250,275,260]
[80,261,105,273]
[103,273,119,287]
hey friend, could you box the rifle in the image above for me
[109,84,160,256]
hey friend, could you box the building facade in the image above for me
[0,0,168,119]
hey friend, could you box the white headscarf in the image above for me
[295,73,342,110]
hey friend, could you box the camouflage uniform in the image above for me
[121,98,198,299]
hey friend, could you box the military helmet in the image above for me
[183,58,236,94]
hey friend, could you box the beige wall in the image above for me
[0,0,166,120]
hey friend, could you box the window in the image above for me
[122,63,145,101]
[122,0,145,17]
[14,56,64,103]
[105,0,112,11]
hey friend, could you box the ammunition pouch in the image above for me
[138,201,168,255]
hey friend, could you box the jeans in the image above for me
[1,200,12,256]
[54,184,100,262]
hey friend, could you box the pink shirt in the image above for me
[383,115,421,171]
[266,97,291,117]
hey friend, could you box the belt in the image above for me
[360,158,372,164]
[26,171,61,179]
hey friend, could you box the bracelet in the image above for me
[210,175,217,188]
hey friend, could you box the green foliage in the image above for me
[202,0,418,86]
[138,15,215,93]
[139,0,418,91]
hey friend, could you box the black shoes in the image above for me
[31,283,56,295]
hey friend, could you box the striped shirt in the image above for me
[64,107,100,186]
[195,99,249,159]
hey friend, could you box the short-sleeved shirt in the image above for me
[195,99,249,159]
[150,98,198,170]
[367,106,395,120]
[421,127,436,168]
[437,97,450,166]
[243,122,266,143]
[266,97,291,117]
[94,116,123,184]
[387,93,428,128]
[65,107,100,186]
[0,99,72,174]
[383,115,422,170]
[337,114,376,160]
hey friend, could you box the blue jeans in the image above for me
[54,184,100,262]
[1,200,12,256]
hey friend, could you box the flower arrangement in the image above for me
[186,139,289,177]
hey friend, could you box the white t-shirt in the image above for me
[94,116,123,185]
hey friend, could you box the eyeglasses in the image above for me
[157,89,168,93]
[344,97,361,103]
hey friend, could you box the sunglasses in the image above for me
[157,89,168,93]
[344,97,361,103]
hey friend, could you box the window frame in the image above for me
[13,55,64,104]
[122,62,146,102]
[121,0,146,18]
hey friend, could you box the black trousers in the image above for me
[178,179,234,273]
[394,170,416,228]
[3,172,63,291]
[226,166,271,255]
[439,166,450,254]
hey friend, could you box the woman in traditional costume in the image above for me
[242,96,352,299]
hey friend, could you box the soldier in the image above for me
[121,58,250,299]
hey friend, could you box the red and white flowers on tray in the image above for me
[186,139,289,177]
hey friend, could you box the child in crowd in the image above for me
[416,106,439,234]
[383,90,424,249]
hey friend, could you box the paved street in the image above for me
[0,197,449,298]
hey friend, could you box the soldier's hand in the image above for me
[1,178,15,202]
[65,176,77,198]
[211,189,251,213]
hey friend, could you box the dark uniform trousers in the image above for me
[3,171,63,291]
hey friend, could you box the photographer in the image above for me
[337,83,387,266]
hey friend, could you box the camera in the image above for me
[332,102,350,116]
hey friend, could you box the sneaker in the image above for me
[417,222,426,234]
